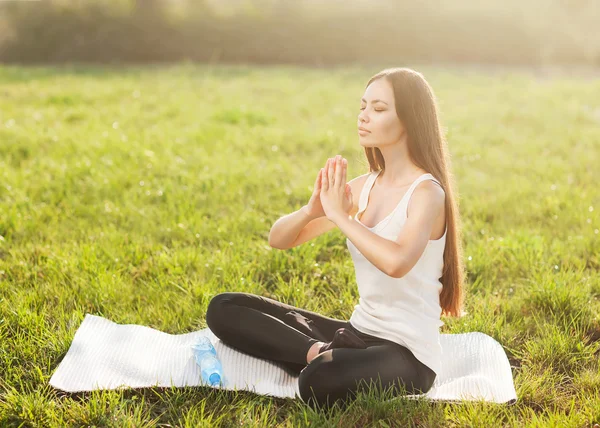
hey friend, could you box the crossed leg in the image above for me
[205,291,436,408]
[205,292,351,374]
[298,343,435,410]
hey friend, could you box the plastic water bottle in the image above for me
[191,336,224,387]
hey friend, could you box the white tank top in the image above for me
[347,170,447,376]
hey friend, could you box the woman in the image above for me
[206,67,465,410]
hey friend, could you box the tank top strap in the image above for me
[401,173,443,218]
[357,170,382,213]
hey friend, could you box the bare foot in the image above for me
[306,341,326,364]
[306,328,368,363]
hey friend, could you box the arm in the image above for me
[269,173,368,250]
[268,206,316,250]
[388,181,446,278]
[332,180,445,278]
[331,215,400,276]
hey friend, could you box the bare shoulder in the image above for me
[407,179,445,215]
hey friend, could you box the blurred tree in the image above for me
[134,0,164,14]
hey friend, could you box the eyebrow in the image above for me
[361,98,389,105]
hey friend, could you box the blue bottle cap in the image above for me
[209,373,221,386]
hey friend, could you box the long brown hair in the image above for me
[363,67,465,318]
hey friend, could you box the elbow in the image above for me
[387,246,410,278]
[268,226,294,250]
[268,237,282,250]
[268,236,288,250]
[268,228,280,249]
[387,261,407,279]
[387,266,405,279]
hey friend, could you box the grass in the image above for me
[0,62,599,426]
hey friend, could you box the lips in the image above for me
[358,127,370,133]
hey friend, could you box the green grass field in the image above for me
[1,63,599,426]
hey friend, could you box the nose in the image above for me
[358,110,368,124]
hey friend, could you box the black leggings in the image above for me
[205,292,436,409]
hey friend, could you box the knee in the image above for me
[423,371,436,393]
[298,359,327,409]
[298,352,353,410]
[205,292,238,334]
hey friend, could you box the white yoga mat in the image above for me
[49,314,518,404]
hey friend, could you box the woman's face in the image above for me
[357,78,406,148]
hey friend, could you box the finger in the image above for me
[334,156,342,187]
[328,156,335,185]
[335,157,344,187]
[344,159,348,188]
[322,165,328,189]
[313,169,321,191]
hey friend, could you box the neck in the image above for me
[376,141,425,187]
